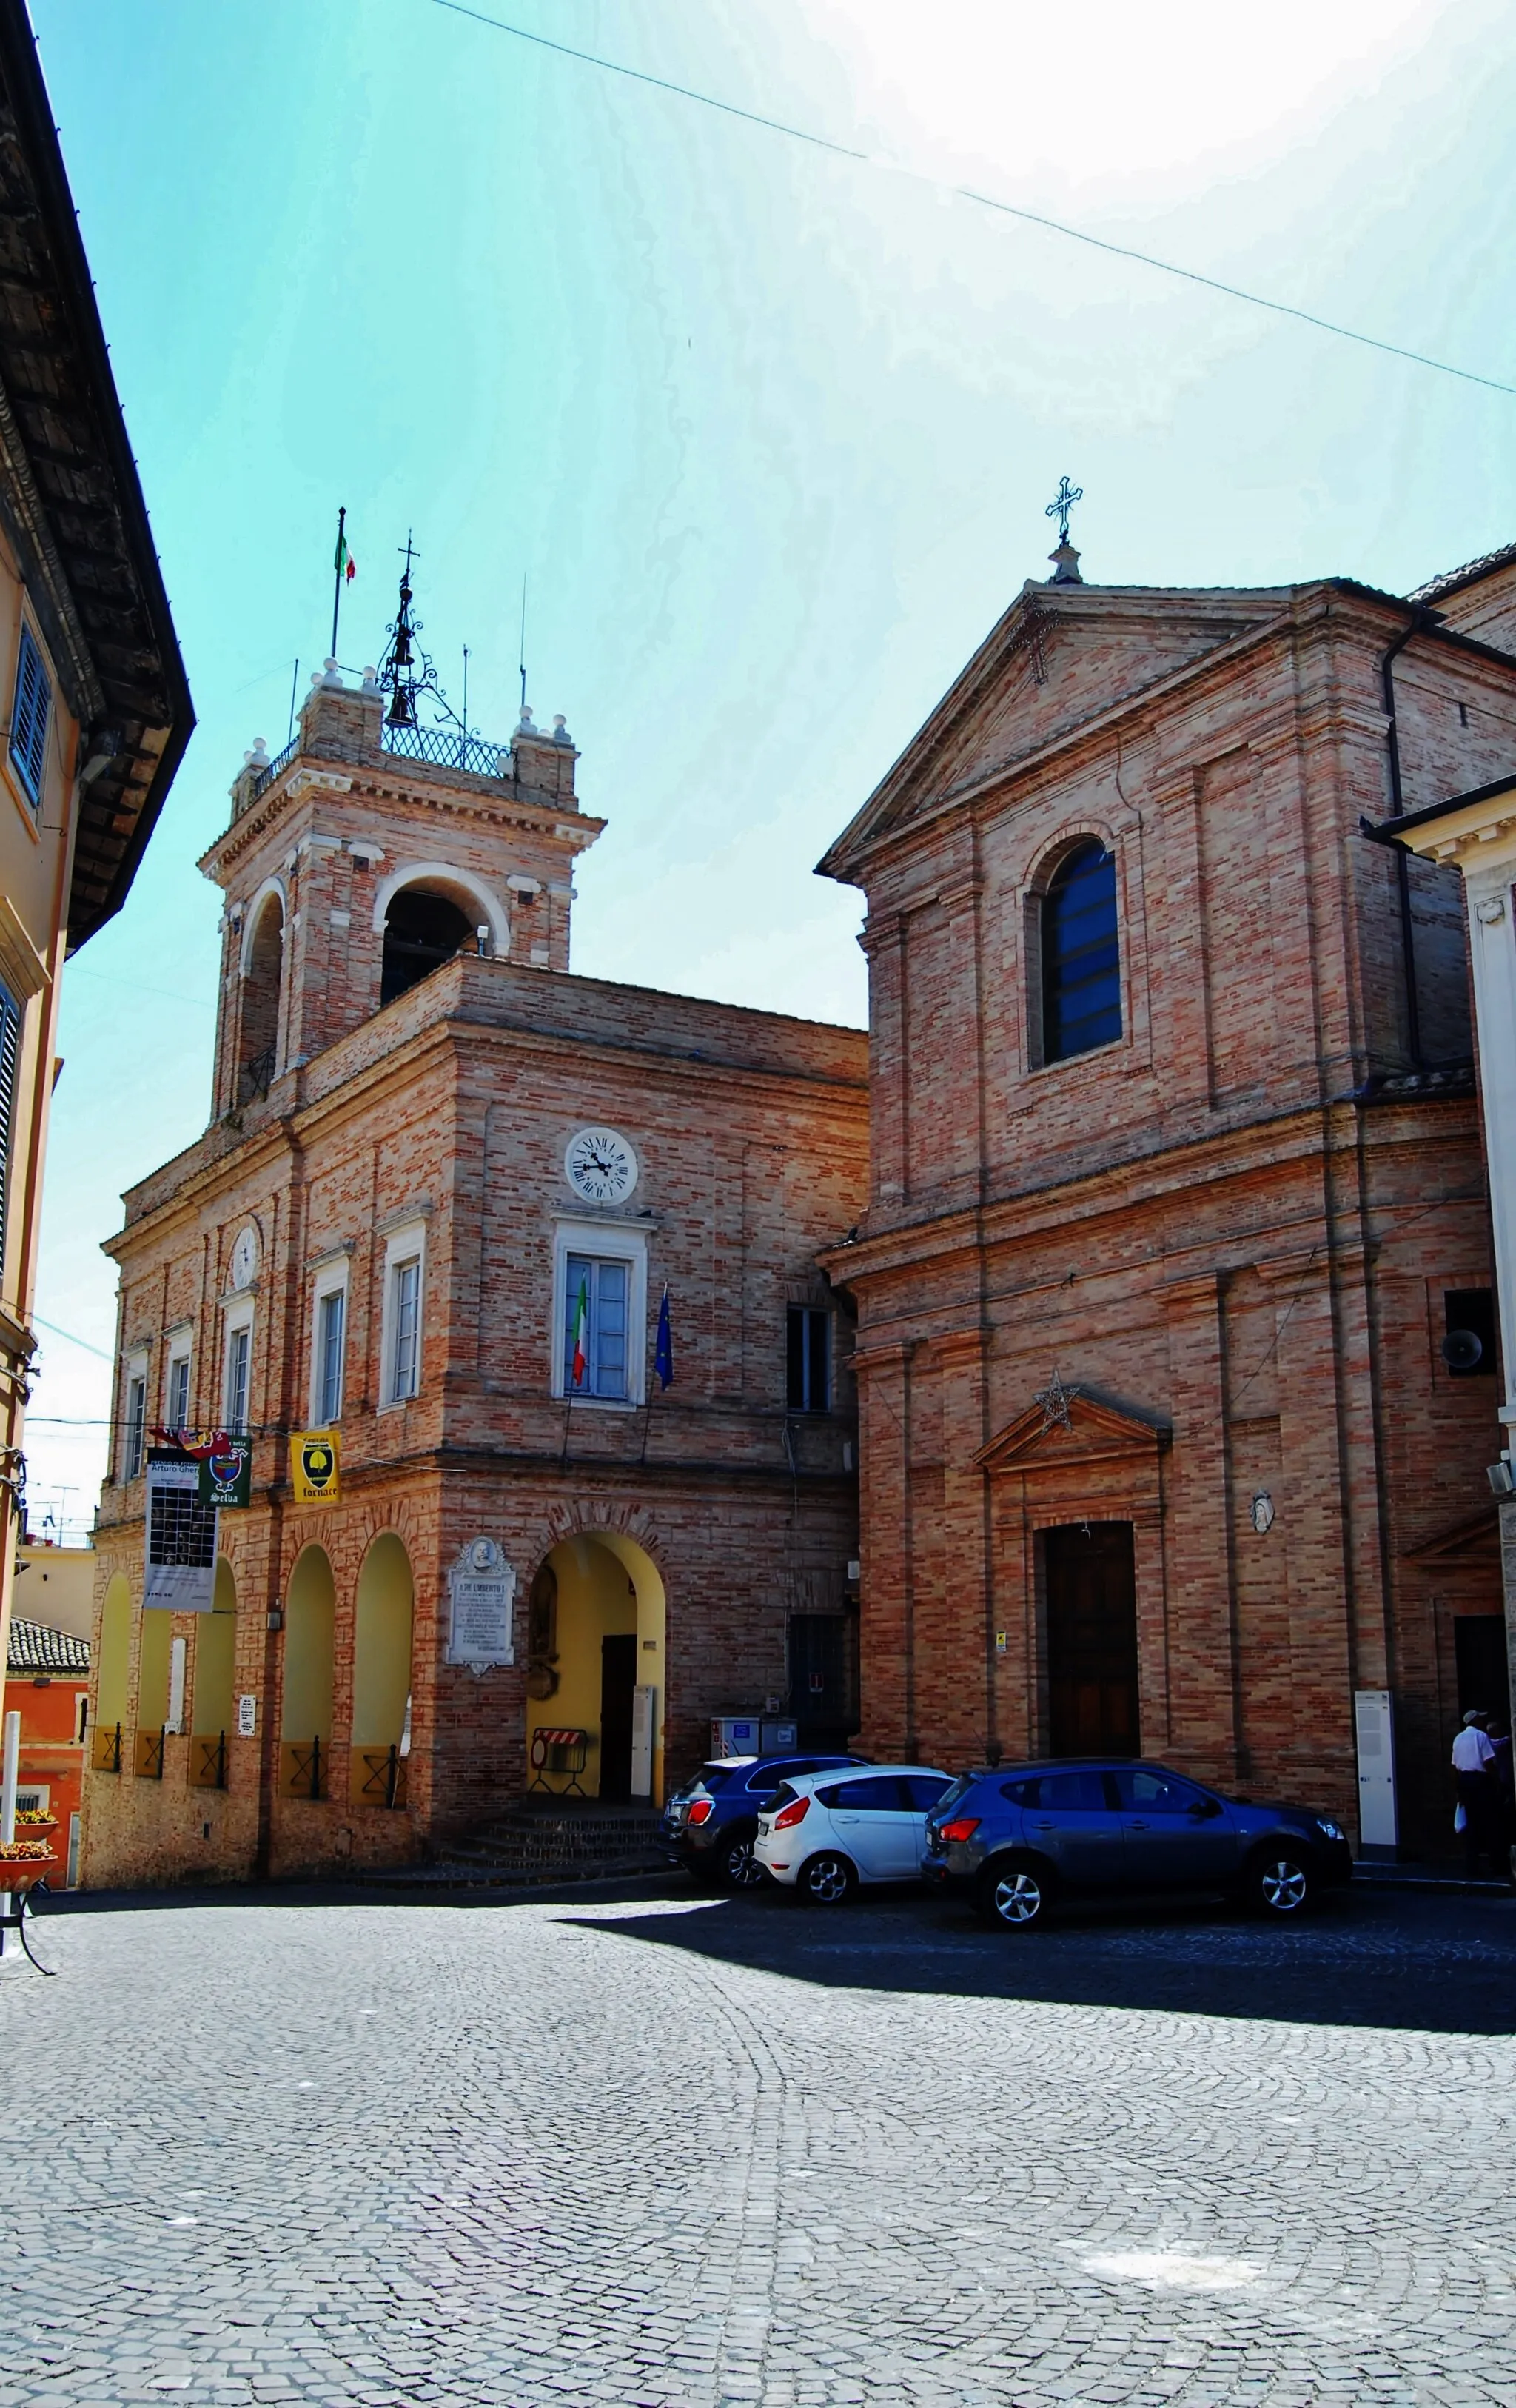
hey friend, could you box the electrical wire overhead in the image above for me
[432,0,1516,401]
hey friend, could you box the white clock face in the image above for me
[229,1225,258,1291]
[564,1126,638,1206]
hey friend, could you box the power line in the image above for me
[432,0,1516,402]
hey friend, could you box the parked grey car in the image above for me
[922,1758,1352,1927]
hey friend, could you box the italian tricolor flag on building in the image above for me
[335,525,355,583]
[570,1274,589,1388]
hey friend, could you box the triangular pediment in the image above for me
[974,1383,1171,1476]
[818,581,1289,882]
[1403,1506,1501,1565]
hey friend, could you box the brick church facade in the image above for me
[819,541,1516,1856]
[82,666,865,1884]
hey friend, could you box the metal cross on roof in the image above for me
[1044,475,1084,546]
[1034,1369,1076,1434]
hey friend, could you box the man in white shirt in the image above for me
[1452,1710,1497,1876]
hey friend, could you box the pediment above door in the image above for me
[974,1382,1171,1476]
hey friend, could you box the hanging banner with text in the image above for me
[290,1429,341,1505]
[144,1452,218,1612]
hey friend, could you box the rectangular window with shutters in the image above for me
[224,1321,251,1431]
[786,1306,831,1412]
[0,979,21,1282]
[124,1374,147,1479]
[563,1253,629,1399]
[317,1284,346,1421]
[166,1351,191,1433]
[10,625,50,806]
[390,1257,420,1401]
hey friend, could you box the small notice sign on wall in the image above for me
[447,1537,516,1669]
[237,1694,257,1738]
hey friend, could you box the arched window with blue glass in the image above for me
[1040,840,1121,1064]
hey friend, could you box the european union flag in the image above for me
[654,1284,674,1390]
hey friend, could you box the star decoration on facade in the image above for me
[1034,1370,1076,1434]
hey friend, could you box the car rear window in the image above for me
[765,1783,799,1811]
[697,1765,737,1793]
[902,1775,952,1810]
[746,1758,822,1791]
[933,1773,976,1815]
[819,1776,901,1810]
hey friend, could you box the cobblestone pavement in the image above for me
[4,1876,1516,2408]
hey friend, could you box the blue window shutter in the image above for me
[0,981,21,1282]
[10,626,50,804]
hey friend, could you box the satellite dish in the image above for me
[1442,1328,1484,1371]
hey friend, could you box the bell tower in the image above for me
[198,578,604,1122]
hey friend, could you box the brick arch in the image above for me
[1024,820,1121,901]
[537,1496,668,1577]
[370,859,509,955]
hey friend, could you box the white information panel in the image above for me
[1354,1688,1398,1853]
[631,1685,657,1798]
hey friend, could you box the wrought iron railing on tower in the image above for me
[380,721,513,780]
[243,719,512,812]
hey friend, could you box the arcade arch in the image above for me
[193,1559,238,1739]
[352,1533,414,1805]
[524,1532,665,1804]
[281,1545,335,1795]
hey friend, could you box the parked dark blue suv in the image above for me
[663,1752,865,1889]
[923,1759,1352,1927]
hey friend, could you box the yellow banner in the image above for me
[290,1428,340,1505]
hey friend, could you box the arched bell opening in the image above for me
[524,1534,665,1805]
[380,886,475,1006]
[239,892,284,1098]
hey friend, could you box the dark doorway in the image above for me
[1455,1615,1511,1728]
[599,1633,637,1799]
[380,888,474,1006]
[788,1613,859,1748]
[1044,1522,1140,1756]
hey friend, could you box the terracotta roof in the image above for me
[7,1616,89,1673]
[1409,541,1516,607]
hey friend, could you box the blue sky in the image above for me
[24,0,1516,1532]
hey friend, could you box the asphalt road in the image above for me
[4,1874,1515,2407]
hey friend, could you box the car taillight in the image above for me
[773,1796,810,1830]
[687,1798,714,1825]
[938,1816,980,1844]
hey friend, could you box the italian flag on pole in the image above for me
[570,1274,590,1388]
[335,526,355,583]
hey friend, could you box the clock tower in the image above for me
[199,652,604,1123]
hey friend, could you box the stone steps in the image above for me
[365,1802,670,1889]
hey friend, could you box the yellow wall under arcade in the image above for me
[524,1534,665,1802]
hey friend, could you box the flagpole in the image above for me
[331,506,346,658]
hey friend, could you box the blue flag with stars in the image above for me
[654,1284,674,1390]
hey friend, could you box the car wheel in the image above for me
[717,1827,766,1891]
[979,1857,1053,1930]
[1249,1849,1312,1916]
[798,1850,855,1906]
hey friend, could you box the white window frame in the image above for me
[379,1221,427,1409]
[550,1217,648,1410]
[222,1300,254,1431]
[121,1348,149,1479]
[309,1257,350,1424]
[164,1324,192,1433]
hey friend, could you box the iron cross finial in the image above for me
[1044,475,1084,546]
